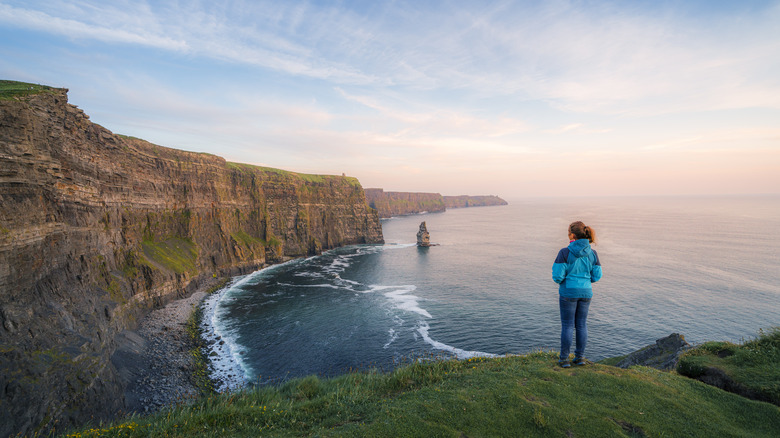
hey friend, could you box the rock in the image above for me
[364,189,446,218]
[364,189,508,218]
[417,222,431,247]
[443,195,508,209]
[615,333,691,370]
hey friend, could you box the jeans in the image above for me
[559,296,591,361]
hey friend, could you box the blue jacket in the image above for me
[552,239,602,298]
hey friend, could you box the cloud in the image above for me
[335,87,529,139]
[4,1,778,197]
[0,3,187,50]
[5,1,780,114]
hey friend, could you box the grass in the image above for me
[226,162,362,187]
[677,327,780,405]
[596,354,628,367]
[141,237,198,274]
[62,351,780,437]
[0,80,59,100]
[230,230,263,247]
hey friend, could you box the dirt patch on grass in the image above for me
[612,419,647,437]
[697,366,778,406]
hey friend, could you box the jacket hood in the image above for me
[568,239,592,258]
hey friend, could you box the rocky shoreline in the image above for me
[113,290,209,416]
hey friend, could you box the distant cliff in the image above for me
[0,82,383,437]
[364,188,446,218]
[365,189,507,218]
[443,195,508,209]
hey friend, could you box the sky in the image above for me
[1,0,779,198]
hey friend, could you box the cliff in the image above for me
[364,188,446,218]
[364,189,507,218]
[443,195,508,209]
[0,82,383,437]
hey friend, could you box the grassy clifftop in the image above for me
[66,350,779,437]
[0,80,62,100]
[227,162,362,187]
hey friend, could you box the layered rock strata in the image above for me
[416,222,431,247]
[0,86,383,437]
[364,188,446,218]
[443,195,508,209]
[365,189,508,218]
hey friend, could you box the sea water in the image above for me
[202,195,780,390]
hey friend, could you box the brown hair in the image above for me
[569,221,596,243]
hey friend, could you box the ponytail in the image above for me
[569,221,596,244]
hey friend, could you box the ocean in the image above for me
[201,195,780,391]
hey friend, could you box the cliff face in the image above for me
[0,87,383,437]
[365,189,508,218]
[443,195,508,209]
[364,188,446,218]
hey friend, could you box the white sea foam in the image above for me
[329,258,350,270]
[370,285,432,318]
[384,328,399,349]
[381,243,417,250]
[277,282,344,290]
[294,271,324,278]
[201,258,311,392]
[336,275,361,286]
[201,285,251,392]
[416,322,497,359]
[230,257,305,289]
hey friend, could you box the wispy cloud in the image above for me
[3,0,778,196]
[4,1,780,114]
[0,3,186,50]
[335,87,529,139]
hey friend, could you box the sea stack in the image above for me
[417,221,431,247]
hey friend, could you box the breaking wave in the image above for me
[200,242,495,389]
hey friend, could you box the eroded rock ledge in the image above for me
[0,86,383,437]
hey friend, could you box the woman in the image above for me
[552,221,602,368]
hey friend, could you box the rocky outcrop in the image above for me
[0,85,383,437]
[443,195,508,209]
[416,222,431,247]
[364,188,446,218]
[614,333,692,370]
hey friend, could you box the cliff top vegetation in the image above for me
[64,340,780,438]
[227,161,361,187]
[0,80,62,100]
[677,327,779,405]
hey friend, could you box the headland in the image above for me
[0,80,383,437]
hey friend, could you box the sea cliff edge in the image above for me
[0,82,383,437]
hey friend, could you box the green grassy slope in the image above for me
[0,80,60,100]
[64,352,779,438]
[678,328,779,406]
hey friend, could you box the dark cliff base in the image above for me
[0,82,383,437]
[112,283,209,417]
